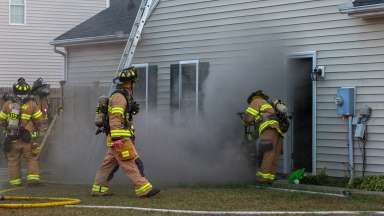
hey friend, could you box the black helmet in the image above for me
[247,90,269,104]
[113,66,138,84]
[13,77,31,96]
[31,77,50,96]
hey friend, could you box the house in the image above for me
[0,0,108,87]
[52,0,384,180]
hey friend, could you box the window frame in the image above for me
[9,0,26,25]
[132,63,149,113]
[178,60,200,113]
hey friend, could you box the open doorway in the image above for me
[287,57,314,173]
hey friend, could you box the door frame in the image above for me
[286,51,317,175]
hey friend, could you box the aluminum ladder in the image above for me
[109,0,158,93]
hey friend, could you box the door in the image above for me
[288,58,313,172]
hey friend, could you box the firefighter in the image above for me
[31,78,50,127]
[91,67,160,198]
[30,78,51,156]
[243,90,284,184]
[0,78,43,186]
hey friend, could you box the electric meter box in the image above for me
[336,87,355,116]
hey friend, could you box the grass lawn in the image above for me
[0,183,383,216]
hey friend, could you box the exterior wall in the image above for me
[0,0,106,87]
[66,42,125,84]
[66,0,384,176]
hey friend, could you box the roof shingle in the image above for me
[54,0,141,42]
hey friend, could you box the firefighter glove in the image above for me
[130,101,140,115]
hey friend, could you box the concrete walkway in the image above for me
[273,180,384,197]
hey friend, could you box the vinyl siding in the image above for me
[0,0,106,87]
[67,42,125,83]
[66,0,384,176]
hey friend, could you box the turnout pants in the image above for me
[93,138,153,197]
[256,128,283,183]
[7,139,40,186]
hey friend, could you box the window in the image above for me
[106,0,110,8]
[170,61,210,114]
[132,64,158,112]
[9,0,25,25]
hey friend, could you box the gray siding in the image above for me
[0,0,106,87]
[67,42,125,83]
[66,0,384,176]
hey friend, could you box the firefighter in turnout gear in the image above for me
[92,67,160,198]
[0,78,43,186]
[244,90,284,183]
[30,78,51,156]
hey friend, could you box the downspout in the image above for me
[54,46,67,81]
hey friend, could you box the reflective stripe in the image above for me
[108,106,125,116]
[31,131,39,139]
[256,171,275,180]
[121,150,130,159]
[245,107,259,117]
[27,174,40,181]
[260,104,273,112]
[259,120,280,135]
[32,110,43,119]
[0,111,8,120]
[21,113,32,120]
[110,129,133,138]
[92,184,109,193]
[9,178,22,186]
[135,183,153,196]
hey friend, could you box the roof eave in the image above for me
[50,34,129,47]
[339,2,384,17]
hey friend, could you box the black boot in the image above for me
[143,188,160,198]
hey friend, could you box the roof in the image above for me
[52,0,142,46]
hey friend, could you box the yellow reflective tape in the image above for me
[32,110,43,119]
[256,172,275,180]
[245,107,259,117]
[27,174,40,181]
[31,131,39,139]
[121,150,130,159]
[135,183,153,196]
[21,104,28,110]
[108,107,124,116]
[259,120,279,134]
[21,113,32,120]
[9,178,22,186]
[110,129,133,138]
[0,111,8,120]
[92,184,109,193]
[260,104,273,112]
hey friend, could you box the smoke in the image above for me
[42,38,287,186]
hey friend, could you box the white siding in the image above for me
[0,0,106,87]
[66,0,384,176]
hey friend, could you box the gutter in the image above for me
[339,2,384,17]
[50,34,129,47]
[54,46,68,81]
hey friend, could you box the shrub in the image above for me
[354,176,384,192]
